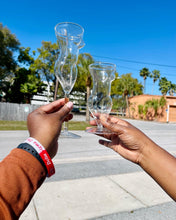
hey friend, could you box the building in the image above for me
[127,94,176,123]
[31,82,54,105]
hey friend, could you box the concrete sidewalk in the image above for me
[20,169,173,220]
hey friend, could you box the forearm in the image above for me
[140,142,176,201]
[0,149,46,219]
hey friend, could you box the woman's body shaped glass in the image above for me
[54,22,85,138]
[86,62,116,134]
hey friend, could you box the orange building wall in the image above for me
[127,95,176,122]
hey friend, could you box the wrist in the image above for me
[21,137,55,177]
[17,143,47,174]
[138,139,159,168]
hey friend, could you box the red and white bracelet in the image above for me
[25,137,55,177]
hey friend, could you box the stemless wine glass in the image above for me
[54,22,85,138]
[86,62,116,134]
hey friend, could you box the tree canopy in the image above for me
[139,67,150,93]
[0,25,47,103]
[112,73,143,97]
[111,73,143,115]
[0,23,20,80]
[0,23,20,96]
[76,53,94,92]
[30,41,59,85]
[159,77,176,96]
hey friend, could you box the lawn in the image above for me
[0,121,90,131]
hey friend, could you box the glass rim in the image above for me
[54,22,84,39]
[89,62,116,71]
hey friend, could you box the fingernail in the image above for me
[66,101,73,109]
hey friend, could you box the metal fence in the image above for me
[0,103,40,121]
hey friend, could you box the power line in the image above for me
[117,65,140,72]
[117,65,176,78]
[92,55,176,68]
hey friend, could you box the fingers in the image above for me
[105,115,129,126]
[100,115,128,135]
[90,115,130,128]
[89,115,127,136]
[64,113,73,122]
[39,99,73,121]
[39,99,65,113]
[99,139,113,150]
[56,101,73,121]
[89,119,97,126]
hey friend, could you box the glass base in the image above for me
[86,127,113,135]
[60,130,81,139]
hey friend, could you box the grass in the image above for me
[68,121,90,130]
[0,121,27,130]
[0,120,90,131]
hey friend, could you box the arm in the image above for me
[90,114,176,201]
[0,149,46,220]
[140,140,176,201]
[0,99,73,219]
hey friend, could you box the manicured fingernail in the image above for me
[66,101,73,109]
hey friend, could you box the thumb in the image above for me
[57,101,73,121]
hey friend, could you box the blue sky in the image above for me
[1,0,176,95]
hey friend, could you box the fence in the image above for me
[0,103,40,121]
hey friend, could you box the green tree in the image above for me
[20,72,47,103]
[77,53,94,121]
[30,41,59,101]
[5,68,46,103]
[111,73,119,96]
[0,24,46,104]
[169,83,176,96]
[150,69,160,94]
[18,47,35,66]
[115,73,143,117]
[0,23,20,96]
[111,73,125,113]
[159,77,170,95]
[139,67,150,93]
[4,46,46,103]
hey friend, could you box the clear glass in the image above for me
[54,22,85,138]
[86,62,116,134]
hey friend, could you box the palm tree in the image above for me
[158,77,170,95]
[150,69,160,94]
[77,53,94,121]
[169,83,176,96]
[139,67,150,93]
[116,73,143,117]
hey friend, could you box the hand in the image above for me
[90,114,154,164]
[27,98,73,158]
